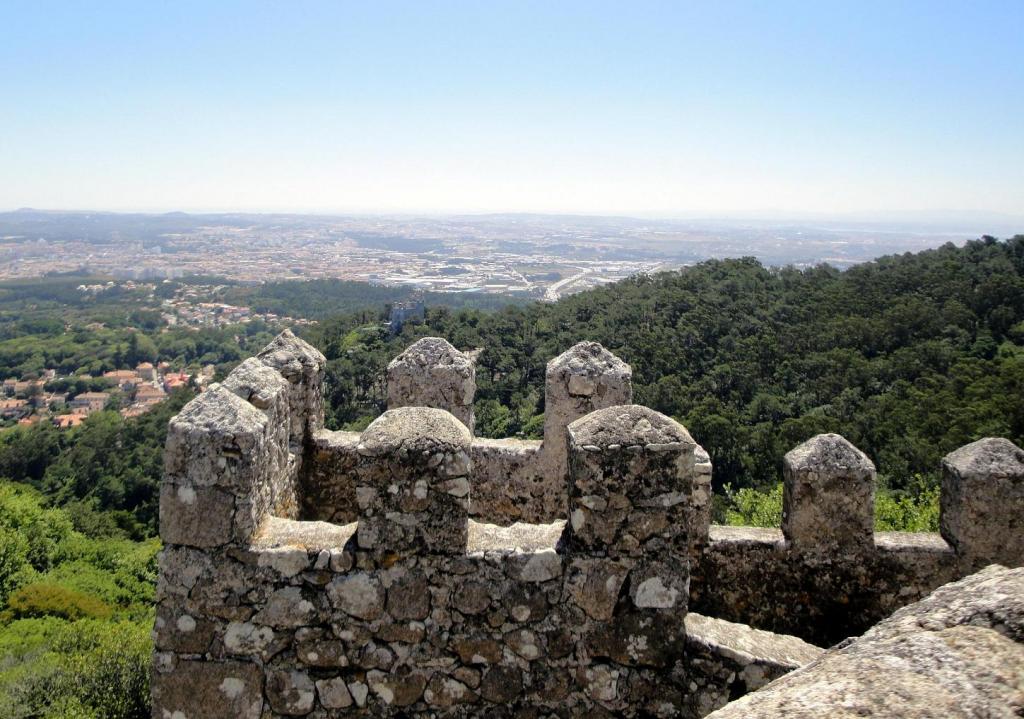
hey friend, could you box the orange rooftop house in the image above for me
[163,372,191,392]
[54,414,86,429]
[69,392,110,414]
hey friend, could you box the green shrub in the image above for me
[0,483,75,573]
[0,617,67,664]
[722,483,783,527]
[875,486,940,532]
[58,622,150,719]
[5,583,113,621]
[0,527,29,605]
[722,482,941,533]
[0,619,150,719]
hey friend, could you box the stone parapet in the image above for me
[941,437,1024,569]
[694,433,1024,645]
[354,407,472,557]
[691,525,960,646]
[704,565,1024,719]
[154,331,1024,717]
[257,328,327,449]
[783,433,876,553]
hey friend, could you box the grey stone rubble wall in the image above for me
[542,342,633,494]
[468,438,546,523]
[160,331,326,550]
[303,429,360,524]
[682,613,823,717]
[313,339,637,526]
[153,516,821,719]
[692,434,1024,646]
[320,333,1024,646]
[154,401,741,718]
[154,331,1024,718]
[704,564,1024,719]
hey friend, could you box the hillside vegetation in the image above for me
[0,236,1020,715]
[223,278,524,320]
[0,482,153,718]
[314,236,1024,511]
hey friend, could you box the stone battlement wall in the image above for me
[153,331,1024,718]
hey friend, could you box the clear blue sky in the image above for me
[1,1,1022,216]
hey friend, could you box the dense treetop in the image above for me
[313,236,1024,499]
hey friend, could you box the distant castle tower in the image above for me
[388,295,425,335]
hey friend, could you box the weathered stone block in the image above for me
[151,660,264,719]
[479,665,523,704]
[564,557,631,621]
[367,668,428,707]
[159,482,235,548]
[312,677,351,709]
[266,669,316,715]
[941,437,1024,567]
[257,328,326,445]
[387,337,476,432]
[783,433,876,553]
[355,407,472,556]
[566,404,700,559]
[327,572,384,621]
[252,586,319,628]
[222,356,290,413]
[164,385,272,491]
[543,342,632,483]
[424,673,478,707]
[154,603,217,654]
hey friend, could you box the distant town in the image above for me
[0,360,213,429]
[0,210,990,302]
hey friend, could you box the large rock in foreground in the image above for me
[707,564,1024,718]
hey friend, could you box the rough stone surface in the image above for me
[706,565,1024,719]
[257,328,326,447]
[151,659,264,719]
[683,612,823,717]
[161,383,291,547]
[783,433,876,552]
[355,407,472,556]
[941,437,1024,568]
[468,438,550,523]
[267,669,316,715]
[303,429,360,524]
[154,332,1024,718]
[567,405,706,563]
[690,524,961,646]
[387,337,476,432]
[543,342,632,486]
[316,676,354,709]
[222,356,291,412]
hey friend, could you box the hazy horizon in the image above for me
[2,205,1022,235]
[2,2,1022,217]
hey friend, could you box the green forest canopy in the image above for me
[312,236,1024,503]
[0,236,1020,716]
